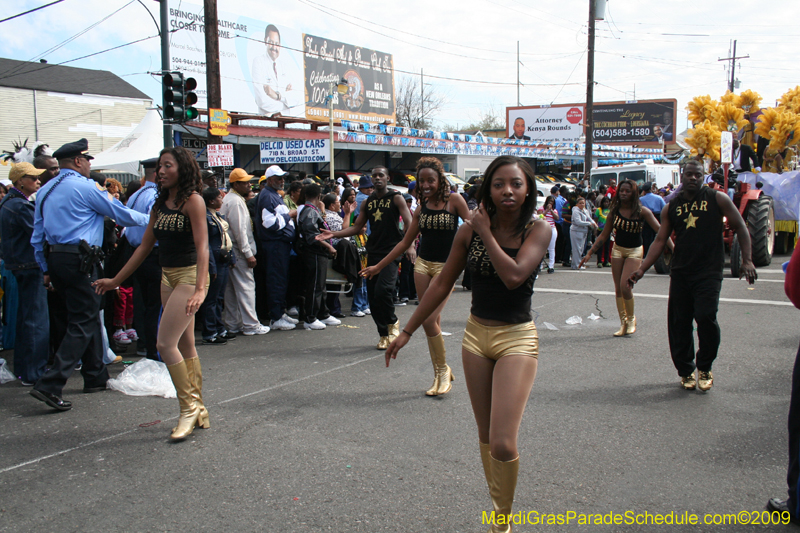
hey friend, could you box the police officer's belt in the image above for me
[48,244,82,254]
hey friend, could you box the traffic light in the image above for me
[163,71,198,123]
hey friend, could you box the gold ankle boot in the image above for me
[185,357,210,429]
[376,336,390,350]
[488,454,519,533]
[613,296,628,337]
[167,360,202,440]
[623,298,636,335]
[425,333,454,395]
[388,320,400,342]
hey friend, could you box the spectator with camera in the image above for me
[199,187,235,344]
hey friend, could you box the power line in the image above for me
[236,34,585,88]
[0,0,136,80]
[296,0,508,63]
[0,0,65,24]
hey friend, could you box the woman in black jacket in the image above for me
[199,187,235,344]
[297,183,338,330]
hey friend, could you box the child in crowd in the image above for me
[594,196,612,267]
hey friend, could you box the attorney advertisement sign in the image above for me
[506,105,584,143]
[166,2,394,124]
[260,139,330,165]
[591,100,677,144]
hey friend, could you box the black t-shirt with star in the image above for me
[667,185,725,280]
[365,190,403,261]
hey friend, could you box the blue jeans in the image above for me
[12,268,49,382]
[351,281,369,312]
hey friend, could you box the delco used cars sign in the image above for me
[260,139,330,164]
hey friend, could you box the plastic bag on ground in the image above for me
[0,358,16,384]
[587,313,601,321]
[108,359,176,398]
[565,316,583,325]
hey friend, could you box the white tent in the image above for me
[91,109,164,174]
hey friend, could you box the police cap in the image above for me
[53,138,93,160]
[141,157,159,169]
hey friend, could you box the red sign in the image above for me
[566,108,583,124]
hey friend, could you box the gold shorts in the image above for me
[611,244,644,260]
[414,257,446,278]
[161,265,210,289]
[462,314,538,360]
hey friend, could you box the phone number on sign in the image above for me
[593,127,651,139]
[172,57,206,68]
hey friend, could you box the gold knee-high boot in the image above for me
[613,297,628,337]
[185,357,210,429]
[488,454,519,533]
[624,298,636,335]
[425,333,454,396]
[167,360,202,440]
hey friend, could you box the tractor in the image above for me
[708,167,775,277]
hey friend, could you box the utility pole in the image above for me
[160,0,172,148]
[718,40,749,93]
[204,0,223,183]
[204,0,222,143]
[420,68,424,129]
[517,41,520,106]
[583,0,596,182]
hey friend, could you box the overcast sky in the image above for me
[2,0,799,133]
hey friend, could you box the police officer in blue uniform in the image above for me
[29,139,149,411]
[126,157,161,360]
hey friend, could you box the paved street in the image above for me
[0,253,796,532]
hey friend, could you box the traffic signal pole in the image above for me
[160,0,172,148]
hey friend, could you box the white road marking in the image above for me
[1,353,387,475]
[534,287,793,306]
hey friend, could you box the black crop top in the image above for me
[153,203,197,268]
[418,202,458,263]
[467,232,535,324]
[612,211,644,248]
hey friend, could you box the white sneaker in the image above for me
[303,319,326,330]
[124,328,139,341]
[243,324,270,335]
[320,315,341,326]
[270,317,297,331]
[350,310,365,317]
[113,330,132,345]
[286,306,299,317]
[281,313,299,325]
[364,308,372,315]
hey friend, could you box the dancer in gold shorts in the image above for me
[94,147,210,441]
[362,157,470,396]
[580,179,668,337]
[387,156,551,532]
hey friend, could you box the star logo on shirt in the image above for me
[373,209,383,222]
[685,212,698,229]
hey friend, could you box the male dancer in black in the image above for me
[321,167,413,349]
[629,159,757,391]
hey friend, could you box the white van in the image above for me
[590,160,679,190]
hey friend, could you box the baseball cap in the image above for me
[228,168,254,183]
[9,162,46,184]
[336,177,344,184]
[265,165,287,179]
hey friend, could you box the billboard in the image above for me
[506,105,585,143]
[591,100,677,144]
[166,2,395,124]
[303,34,395,124]
[506,99,677,145]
